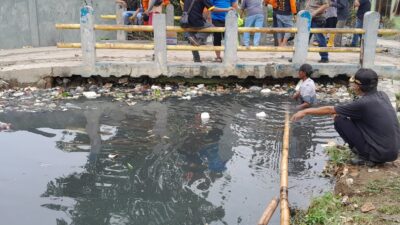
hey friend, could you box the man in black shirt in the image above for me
[181,0,233,62]
[350,0,371,47]
[292,68,400,166]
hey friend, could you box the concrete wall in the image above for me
[0,0,116,49]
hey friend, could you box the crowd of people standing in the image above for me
[115,0,372,63]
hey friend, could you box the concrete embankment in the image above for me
[1,47,399,86]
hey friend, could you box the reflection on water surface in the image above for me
[0,94,339,225]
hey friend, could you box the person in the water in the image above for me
[292,63,317,110]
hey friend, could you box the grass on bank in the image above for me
[293,145,400,225]
[292,192,343,225]
[292,179,400,225]
[325,146,352,166]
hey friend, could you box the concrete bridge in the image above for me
[0,6,399,86]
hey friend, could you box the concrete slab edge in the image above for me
[0,62,399,85]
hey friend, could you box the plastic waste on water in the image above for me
[256,112,267,118]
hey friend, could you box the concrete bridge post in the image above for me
[292,10,311,65]
[166,5,174,26]
[116,4,127,41]
[260,6,269,46]
[361,11,380,68]
[224,11,238,66]
[80,6,96,73]
[166,4,177,45]
[153,14,168,74]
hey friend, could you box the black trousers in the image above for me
[334,115,371,160]
[212,19,225,47]
[325,17,338,28]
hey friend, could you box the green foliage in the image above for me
[61,92,71,97]
[297,193,343,225]
[325,146,352,166]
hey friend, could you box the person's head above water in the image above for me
[298,63,313,80]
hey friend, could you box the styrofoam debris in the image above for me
[256,112,267,118]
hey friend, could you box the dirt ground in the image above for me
[330,159,400,225]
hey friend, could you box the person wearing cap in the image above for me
[292,68,400,166]
[292,64,317,110]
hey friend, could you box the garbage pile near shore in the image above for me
[0,76,354,113]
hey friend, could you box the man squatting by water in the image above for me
[292,68,400,166]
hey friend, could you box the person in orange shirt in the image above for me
[265,0,297,46]
[144,0,171,25]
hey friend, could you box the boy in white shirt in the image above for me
[293,64,316,110]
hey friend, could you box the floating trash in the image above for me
[260,88,271,95]
[256,112,267,118]
[249,86,262,92]
[127,163,134,170]
[108,153,119,159]
[201,112,210,123]
[83,91,100,99]
[151,85,161,90]
[321,141,337,148]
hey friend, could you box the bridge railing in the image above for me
[56,6,399,74]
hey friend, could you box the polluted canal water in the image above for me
[0,87,343,225]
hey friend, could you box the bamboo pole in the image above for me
[308,47,361,52]
[56,24,80,29]
[96,25,155,32]
[310,28,365,34]
[280,112,290,225]
[377,29,400,35]
[100,15,116,19]
[257,197,280,225]
[57,42,154,50]
[55,24,297,33]
[237,46,294,52]
[57,42,385,53]
[55,23,400,35]
[168,45,224,51]
[101,15,278,22]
